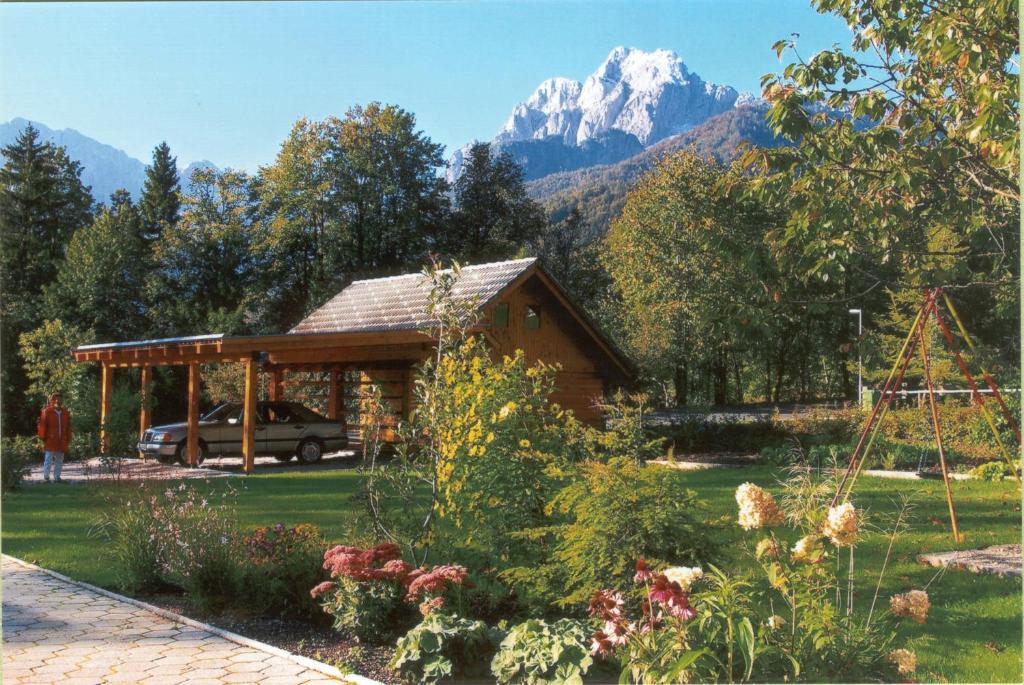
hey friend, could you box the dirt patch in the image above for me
[140,592,396,683]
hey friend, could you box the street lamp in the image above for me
[849,309,862,407]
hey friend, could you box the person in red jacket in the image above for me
[37,392,72,483]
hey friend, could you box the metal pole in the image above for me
[849,308,863,407]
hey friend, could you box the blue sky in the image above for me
[0,1,853,171]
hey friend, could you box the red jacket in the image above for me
[37,406,72,452]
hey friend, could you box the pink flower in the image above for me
[405,564,468,602]
[310,581,334,599]
[590,630,614,656]
[604,620,630,647]
[634,558,653,583]
[588,589,625,621]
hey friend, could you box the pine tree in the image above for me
[0,123,93,433]
[139,141,181,241]
[444,143,546,261]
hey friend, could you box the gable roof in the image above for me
[289,258,537,335]
[288,257,633,379]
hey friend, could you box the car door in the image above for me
[262,402,307,455]
[219,403,264,456]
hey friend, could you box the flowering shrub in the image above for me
[490,618,599,685]
[391,612,504,685]
[505,457,719,609]
[91,484,168,592]
[155,483,243,611]
[312,542,469,643]
[241,523,326,619]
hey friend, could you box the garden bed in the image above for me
[137,591,396,683]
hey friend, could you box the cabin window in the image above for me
[492,302,509,329]
[525,305,541,330]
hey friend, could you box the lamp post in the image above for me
[849,308,862,407]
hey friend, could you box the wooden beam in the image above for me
[269,368,283,401]
[187,362,201,466]
[268,344,430,366]
[328,369,341,420]
[241,359,257,474]
[138,366,152,458]
[100,363,113,454]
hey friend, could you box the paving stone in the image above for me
[2,555,352,684]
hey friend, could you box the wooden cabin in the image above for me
[73,258,633,471]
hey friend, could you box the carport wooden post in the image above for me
[100,363,113,454]
[328,369,342,421]
[269,368,283,401]
[187,362,201,466]
[241,359,258,474]
[138,366,152,458]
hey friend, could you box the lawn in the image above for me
[2,465,1020,682]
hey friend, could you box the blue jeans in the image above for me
[43,451,64,481]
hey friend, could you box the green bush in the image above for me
[155,484,243,611]
[491,618,596,685]
[319,574,413,643]
[91,486,168,592]
[1,436,36,491]
[505,457,719,610]
[970,461,1012,481]
[391,612,503,685]
[241,523,327,620]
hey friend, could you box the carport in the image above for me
[72,258,633,474]
[72,330,431,473]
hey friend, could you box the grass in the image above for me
[2,465,1021,682]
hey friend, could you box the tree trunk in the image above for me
[674,362,688,407]
[733,355,743,404]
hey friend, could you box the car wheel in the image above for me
[296,439,323,464]
[274,454,293,463]
[175,441,206,466]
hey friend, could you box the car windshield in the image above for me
[202,403,242,422]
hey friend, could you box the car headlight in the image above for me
[152,432,175,443]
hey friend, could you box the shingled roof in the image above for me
[289,258,537,335]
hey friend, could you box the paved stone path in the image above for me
[918,544,1022,578]
[1,555,356,685]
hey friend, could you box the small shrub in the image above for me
[1,436,36,491]
[505,457,719,609]
[391,612,503,684]
[155,483,243,611]
[241,523,327,619]
[970,461,1011,481]
[313,542,469,644]
[491,618,596,685]
[90,485,168,592]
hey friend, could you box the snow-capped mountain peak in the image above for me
[493,47,739,150]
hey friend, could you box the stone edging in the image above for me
[1,554,383,685]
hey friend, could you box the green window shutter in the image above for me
[525,305,541,330]
[492,302,509,329]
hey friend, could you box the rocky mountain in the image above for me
[529,102,785,234]
[0,118,217,204]
[449,47,747,183]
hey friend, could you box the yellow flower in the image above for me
[486,432,495,444]
[755,537,781,560]
[766,615,786,630]
[519,439,531,449]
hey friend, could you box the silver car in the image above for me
[138,401,348,465]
